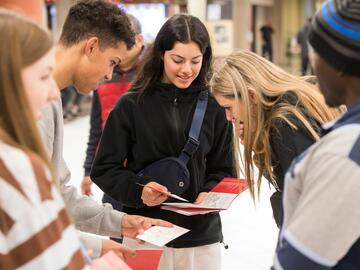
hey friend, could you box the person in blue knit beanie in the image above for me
[272,0,360,269]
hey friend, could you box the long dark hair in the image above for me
[131,14,212,94]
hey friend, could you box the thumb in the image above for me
[128,216,146,234]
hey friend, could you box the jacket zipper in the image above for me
[173,94,181,146]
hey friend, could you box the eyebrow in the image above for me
[170,54,202,59]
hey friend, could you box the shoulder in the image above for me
[38,100,62,139]
[113,91,139,109]
[0,142,31,171]
[290,125,360,182]
[39,100,62,127]
[0,142,50,181]
[269,115,301,138]
[316,124,360,160]
[270,92,321,135]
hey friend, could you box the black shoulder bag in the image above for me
[137,91,208,198]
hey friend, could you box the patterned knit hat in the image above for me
[308,0,360,76]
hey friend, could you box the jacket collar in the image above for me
[321,98,360,136]
[156,82,206,100]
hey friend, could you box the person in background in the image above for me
[210,50,340,227]
[272,0,360,269]
[91,14,234,270]
[297,18,312,75]
[61,86,85,119]
[81,14,144,243]
[38,0,171,260]
[260,18,274,62]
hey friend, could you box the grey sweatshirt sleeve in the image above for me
[38,99,125,237]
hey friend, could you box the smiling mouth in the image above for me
[177,75,192,81]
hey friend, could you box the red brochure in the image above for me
[125,250,163,270]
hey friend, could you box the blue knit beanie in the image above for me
[308,0,360,76]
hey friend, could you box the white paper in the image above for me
[123,237,163,250]
[136,225,190,247]
[162,192,237,210]
[200,192,237,209]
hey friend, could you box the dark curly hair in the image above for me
[59,0,135,49]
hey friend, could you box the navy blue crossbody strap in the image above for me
[178,90,208,164]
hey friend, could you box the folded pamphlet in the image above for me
[161,178,247,216]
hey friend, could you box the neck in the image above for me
[54,44,80,90]
[344,78,360,108]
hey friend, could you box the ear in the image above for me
[248,88,258,105]
[135,34,144,46]
[84,37,99,57]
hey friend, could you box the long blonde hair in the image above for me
[210,50,340,200]
[0,9,53,169]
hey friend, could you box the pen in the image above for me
[136,182,189,202]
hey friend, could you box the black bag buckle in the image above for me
[183,137,199,157]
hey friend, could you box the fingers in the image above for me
[141,182,169,206]
[115,245,136,259]
[121,215,173,239]
[142,193,168,206]
[82,187,93,196]
[194,192,208,204]
[101,239,136,260]
[81,176,93,195]
[145,182,169,195]
[144,218,173,229]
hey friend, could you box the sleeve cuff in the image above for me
[78,231,102,259]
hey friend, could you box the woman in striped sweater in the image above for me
[0,10,90,270]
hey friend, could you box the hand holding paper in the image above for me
[161,178,247,216]
[121,214,173,239]
[136,225,190,247]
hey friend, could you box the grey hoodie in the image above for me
[38,99,124,257]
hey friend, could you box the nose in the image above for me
[181,62,191,75]
[225,111,233,122]
[48,77,60,101]
[104,67,114,81]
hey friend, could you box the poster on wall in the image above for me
[206,20,233,57]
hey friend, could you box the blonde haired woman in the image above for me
[210,50,340,227]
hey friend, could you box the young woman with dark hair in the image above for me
[91,14,234,269]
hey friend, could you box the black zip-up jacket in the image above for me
[91,82,234,248]
[267,92,321,227]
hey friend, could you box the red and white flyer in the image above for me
[161,178,247,216]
